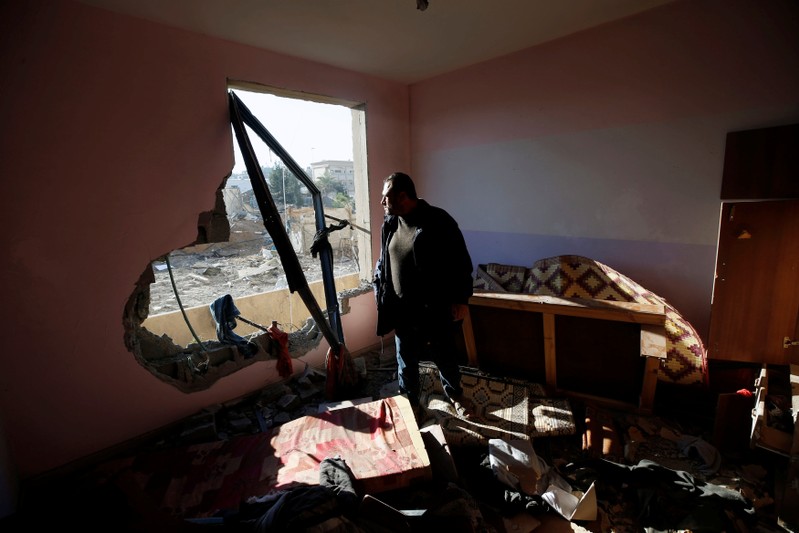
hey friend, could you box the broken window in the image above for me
[123,84,372,392]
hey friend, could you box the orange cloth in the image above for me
[325,345,358,401]
[267,321,292,378]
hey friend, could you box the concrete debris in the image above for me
[295,376,320,399]
[379,379,400,399]
[353,356,367,378]
[227,416,253,432]
[276,393,300,411]
[273,412,292,425]
[130,346,789,532]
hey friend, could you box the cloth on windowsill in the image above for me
[209,294,258,358]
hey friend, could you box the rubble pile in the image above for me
[135,343,790,532]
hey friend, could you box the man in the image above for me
[373,172,474,417]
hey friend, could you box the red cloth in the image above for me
[267,321,292,378]
[325,345,358,400]
[112,397,428,519]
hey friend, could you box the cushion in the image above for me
[417,363,576,447]
[473,262,529,293]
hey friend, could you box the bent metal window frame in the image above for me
[228,89,344,354]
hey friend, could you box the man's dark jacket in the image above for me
[373,199,473,337]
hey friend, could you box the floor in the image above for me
[5,343,797,532]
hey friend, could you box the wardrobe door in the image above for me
[708,199,799,363]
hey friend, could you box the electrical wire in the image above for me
[165,255,210,373]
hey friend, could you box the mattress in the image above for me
[107,395,430,519]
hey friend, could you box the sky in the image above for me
[230,88,354,174]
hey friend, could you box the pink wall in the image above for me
[0,0,408,482]
[409,0,799,345]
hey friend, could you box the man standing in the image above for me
[373,172,474,417]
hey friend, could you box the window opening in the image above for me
[229,90,365,399]
[228,89,343,350]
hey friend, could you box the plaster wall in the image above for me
[409,0,799,340]
[0,0,407,484]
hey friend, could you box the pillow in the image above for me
[473,263,529,293]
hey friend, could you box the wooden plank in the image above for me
[751,366,793,455]
[790,364,799,457]
[461,307,478,367]
[751,366,767,450]
[639,356,659,412]
[462,306,547,381]
[470,292,666,325]
[543,313,557,388]
[640,324,667,359]
[559,390,654,415]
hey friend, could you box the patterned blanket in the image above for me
[107,396,430,519]
[417,362,576,447]
[473,255,707,386]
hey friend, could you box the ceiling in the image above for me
[78,0,677,84]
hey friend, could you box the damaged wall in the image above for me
[0,0,404,485]
[2,0,798,515]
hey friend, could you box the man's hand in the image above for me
[451,304,469,322]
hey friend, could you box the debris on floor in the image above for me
[8,344,795,532]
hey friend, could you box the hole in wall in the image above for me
[122,85,372,392]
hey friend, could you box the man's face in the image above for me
[381,181,400,216]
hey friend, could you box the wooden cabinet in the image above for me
[750,364,799,455]
[710,122,799,364]
[721,124,799,200]
[708,200,799,363]
[750,364,799,529]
